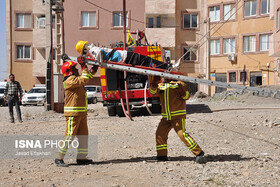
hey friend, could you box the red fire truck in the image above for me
[100,45,164,117]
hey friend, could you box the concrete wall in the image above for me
[145,0,176,14]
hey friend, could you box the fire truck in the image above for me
[100,45,164,117]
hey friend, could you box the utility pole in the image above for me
[46,0,54,111]
[206,18,211,96]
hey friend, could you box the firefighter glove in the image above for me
[91,65,99,73]
[77,56,86,66]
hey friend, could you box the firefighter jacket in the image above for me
[150,81,190,120]
[63,69,95,117]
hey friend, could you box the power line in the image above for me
[84,0,144,24]
[84,0,207,29]
[216,29,279,44]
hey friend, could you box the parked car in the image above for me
[0,87,7,106]
[85,85,102,104]
[22,86,46,106]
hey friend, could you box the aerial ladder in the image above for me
[63,54,280,100]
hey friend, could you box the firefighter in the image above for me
[149,76,205,163]
[55,59,98,167]
[75,40,171,70]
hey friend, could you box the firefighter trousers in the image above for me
[57,114,89,160]
[156,118,202,156]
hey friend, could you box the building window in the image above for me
[148,17,153,28]
[82,12,96,27]
[261,0,270,15]
[183,46,197,61]
[244,0,257,17]
[244,35,256,52]
[223,38,235,54]
[113,12,128,27]
[36,16,46,28]
[229,72,236,82]
[183,14,198,29]
[16,14,31,28]
[17,45,31,59]
[278,9,280,30]
[260,34,270,51]
[156,16,161,28]
[209,6,220,22]
[224,4,236,20]
[210,39,220,55]
[240,71,247,82]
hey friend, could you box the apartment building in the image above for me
[270,0,280,84]
[207,0,275,94]
[6,0,145,91]
[6,0,36,90]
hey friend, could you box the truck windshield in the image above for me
[85,87,96,92]
[0,88,4,93]
[28,88,46,93]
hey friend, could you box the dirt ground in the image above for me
[0,93,279,187]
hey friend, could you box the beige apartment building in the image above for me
[6,0,36,91]
[145,0,278,95]
[271,0,280,84]
[207,0,275,94]
[6,0,145,91]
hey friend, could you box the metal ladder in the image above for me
[66,55,280,99]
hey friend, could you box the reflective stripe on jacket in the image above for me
[63,69,95,116]
[150,81,190,120]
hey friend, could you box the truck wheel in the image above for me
[107,106,116,116]
[93,97,97,104]
[116,106,125,117]
[151,104,161,114]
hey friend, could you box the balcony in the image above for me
[145,0,175,14]
[145,28,175,48]
[33,28,46,48]
[33,48,46,77]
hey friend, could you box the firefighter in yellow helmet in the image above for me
[55,58,99,167]
[149,76,205,163]
[76,40,88,55]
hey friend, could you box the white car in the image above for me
[0,87,7,106]
[85,85,103,104]
[22,87,46,106]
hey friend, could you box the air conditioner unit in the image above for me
[228,54,236,61]
[38,17,46,28]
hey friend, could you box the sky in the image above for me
[0,0,6,81]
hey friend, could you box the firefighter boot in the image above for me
[55,159,69,167]
[195,151,205,164]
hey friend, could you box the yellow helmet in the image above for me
[75,40,88,54]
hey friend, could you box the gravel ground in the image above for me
[0,94,279,187]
